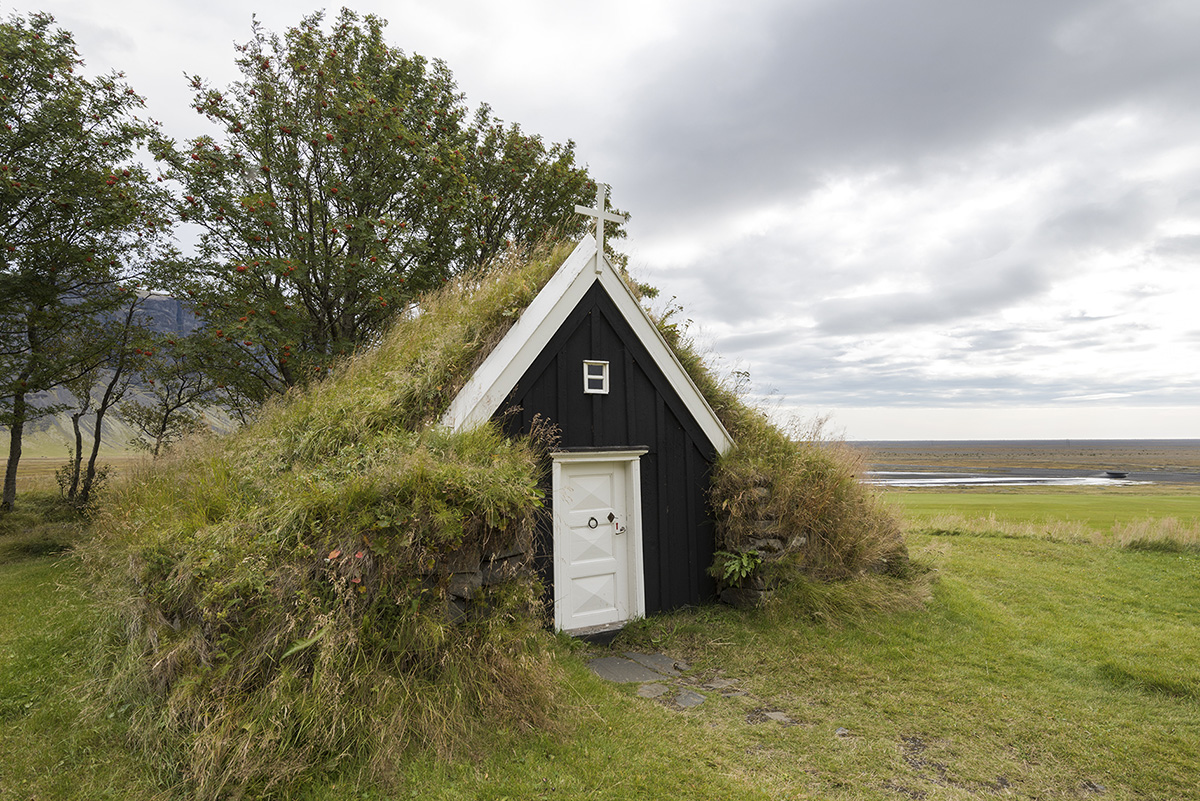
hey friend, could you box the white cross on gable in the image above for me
[575,183,627,274]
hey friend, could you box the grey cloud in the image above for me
[1153,235,1200,257]
[608,0,1200,230]
[715,328,804,353]
[1034,188,1162,251]
[647,231,842,325]
[814,261,1050,335]
[963,329,1028,353]
[760,359,1200,407]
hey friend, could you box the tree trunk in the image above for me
[80,381,119,507]
[2,389,27,512]
[79,298,139,506]
[67,397,90,501]
[79,405,104,507]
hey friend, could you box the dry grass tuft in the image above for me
[911,511,1200,554]
[912,512,1096,543]
[1108,516,1200,552]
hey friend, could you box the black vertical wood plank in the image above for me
[624,348,635,444]
[589,308,602,442]
[655,394,669,611]
[685,436,698,602]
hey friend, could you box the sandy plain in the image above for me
[855,439,1200,484]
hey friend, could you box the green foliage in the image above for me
[55,459,109,504]
[120,330,218,458]
[0,11,174,509]
[152,9,614,408]
[459,106,624,269]
[709,549,762,587]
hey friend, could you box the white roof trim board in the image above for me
[440,236,734,456]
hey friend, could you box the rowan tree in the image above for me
[120,330,219,459]
[154,9,622,404]
[459,105,624,269]
[0,11,172,510]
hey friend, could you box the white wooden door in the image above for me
[552,453,645,632]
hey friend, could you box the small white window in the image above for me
[583,360,609,394]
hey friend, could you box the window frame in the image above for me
[583,360,610,395]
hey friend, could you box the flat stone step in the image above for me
[624,652,684,676]
[587,656,669,683]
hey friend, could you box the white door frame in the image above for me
[551,449,648,632]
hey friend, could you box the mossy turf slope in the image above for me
[85,248,569,797]
[82,243,904,797]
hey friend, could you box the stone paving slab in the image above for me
[588,650,801,720]
[587,656,668,683]
[703,677,738,690]
[624,652,683,676]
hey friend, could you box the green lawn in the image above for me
[0,557,159,799]
[892,488,1200,525]
[1,490,1198,799]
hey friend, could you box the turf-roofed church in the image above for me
[442,186,733,633]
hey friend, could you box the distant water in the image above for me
[852,438,1200,448]
[853,439,1200,487]
[861,471,1148,488]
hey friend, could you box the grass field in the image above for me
[893,488,1200,529]
[889,487,1200,553]
[2,454,144,496]
[1,481,1198,799]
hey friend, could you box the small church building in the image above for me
[442,188,734,634]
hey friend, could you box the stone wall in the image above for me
[443,541,532,621]
[718,479,807,609]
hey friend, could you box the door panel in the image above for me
[557,461,628,630]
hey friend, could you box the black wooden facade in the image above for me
[498,283,720,613]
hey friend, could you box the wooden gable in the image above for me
[443,236,732,455]
[442,235,733,626]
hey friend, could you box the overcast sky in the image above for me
[10,0,1200,439]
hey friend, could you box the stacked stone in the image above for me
[443,542,531,621]
[719,478,807,609]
